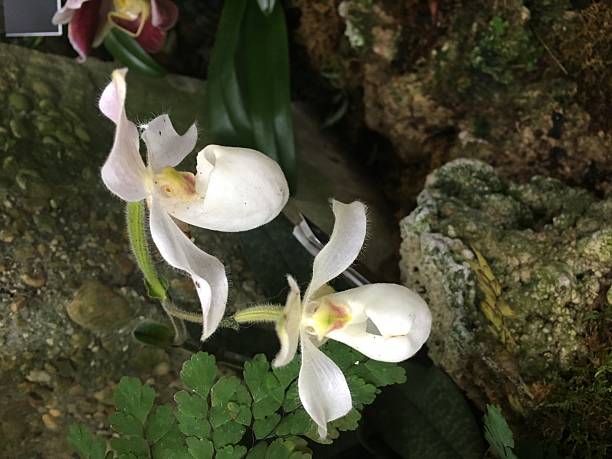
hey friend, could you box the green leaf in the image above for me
[281,381,300,412]
[104,28,166,77]
[133,321,175,348]
[145,405,175,444]
[351,359,407,387]
[205,0,296,192]
[110,412,143,436]
[253,413,281,439]
[244,355,283,419]
[216,445,248,459]
[275,410,314,437]
[484,405,518,459]
[346,375,378,408]
[180,353,217,398]
[114,377,156,426]
[67,424,107,459]
[266,438,311,459]
[211,376,241,405]
[330,409,361,432]
[110,436,150,458]
[272,359,299,390]
[246,441,268,459]
[212,421,246,448]
[175,391,208,418]
[368,362,486,459]
[176,411,211,439]
[152,423,189,459]
[185,437,214,459]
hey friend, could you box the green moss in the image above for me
[470,14,541,84]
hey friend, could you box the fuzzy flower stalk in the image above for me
[99,68,289,340]
[234,200,432,437]
[53,0,179,60]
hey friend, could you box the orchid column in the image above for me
[99,68,289,341]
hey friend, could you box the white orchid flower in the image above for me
[99,68,289,340]
[273,200,431,438]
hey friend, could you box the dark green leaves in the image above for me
[180,352,217,397]
[104,29,167,78]
[369,362,486,459]
[484,405,518,459]
[206,0,296,192]
[114,377,156,425]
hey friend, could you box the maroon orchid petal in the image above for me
[136,19,167,53]
[109,15,142,35]
[67,0,104,60]
[151,0,178,31]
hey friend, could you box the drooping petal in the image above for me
[304,200,367,305]
[66,0,104,60]
[142,115,197,171]
[273,276,302,368]
[149,197,229,340]
[162,145,289,232]
[298,334,352,438]
[135,19,167,53]
[151,0,179,30]
[52,0,90,25]
[326,284,432,362]
[99,69,148,201]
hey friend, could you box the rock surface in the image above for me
[399,159,611,455]
[0,43,264,459]
[293,0,612,204]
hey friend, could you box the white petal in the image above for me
[99,69,147,202]
[142,115,198,171]
[298,334,352,439]
[326,284,432,362]
[149,197,229,340]
[304,200,367,304]
[273,276,302,367]
[163,145,289,232]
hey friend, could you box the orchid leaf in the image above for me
[133,321,175,348]
[368,362,486,459]
[206,0,296,193]
[104,28,166,78]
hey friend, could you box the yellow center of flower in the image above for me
[153,167,197,200]
[113,0,151,18]
[305,300,352,340]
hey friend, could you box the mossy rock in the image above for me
[400,158,611,457]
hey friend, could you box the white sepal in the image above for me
[298,333,352,439]
[148,197,229,340]
[304,200,366,304]
[163,145,289,232]
[99,69,147,202]
[273,276,302,368]
[142,115,198,172]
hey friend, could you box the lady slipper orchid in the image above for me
[53,0,178,60]
[99,68,289,339]
[272,200,431,438]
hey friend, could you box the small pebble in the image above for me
[21,273,46,288]
[42,414,58,430]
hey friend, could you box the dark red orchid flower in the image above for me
[53,0,178,61]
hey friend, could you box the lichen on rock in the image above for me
[400,158,612,455]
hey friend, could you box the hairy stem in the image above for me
[126,201,167,300]
[234,304,284,323]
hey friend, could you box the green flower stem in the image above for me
[126,201,167,300]
[234,305,284,323]
[162,301,202,323]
